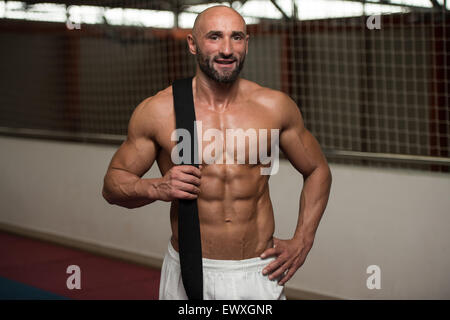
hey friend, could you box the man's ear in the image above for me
[187,34,197,55]
[245,34,249,55]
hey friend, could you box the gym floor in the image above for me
[0,231,161,300]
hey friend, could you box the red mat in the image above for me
[0,231,161,299]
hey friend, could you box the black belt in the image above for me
[172,76,203,300]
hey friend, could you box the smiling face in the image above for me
[188,6,249,84]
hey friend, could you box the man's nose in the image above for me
[220,37,232,56]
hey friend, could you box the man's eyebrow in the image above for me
[231,31,246,37]
[205,30,223,37]
[204,30,246,37]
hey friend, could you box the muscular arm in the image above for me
[279,96,332,245]
[261,93,332,285]
[102,94,202,209]
[102,97,163,209]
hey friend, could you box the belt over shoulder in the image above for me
[172,76,203,300]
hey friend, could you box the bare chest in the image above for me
[157,102,280,166]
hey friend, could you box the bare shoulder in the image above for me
[135,86,173,119]
[242,79,302,129]
[128,86,174,139]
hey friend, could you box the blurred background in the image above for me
[0,0,449,299]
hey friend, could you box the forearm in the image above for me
[102,168,162,209]
[293,164,332,245]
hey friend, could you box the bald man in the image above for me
[102,5,332,300]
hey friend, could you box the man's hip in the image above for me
[159,241,286,300]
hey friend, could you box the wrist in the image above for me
[136,178,161,201]
[293,231,315,248]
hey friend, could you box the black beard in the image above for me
[195,46,246,84]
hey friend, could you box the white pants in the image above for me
[159,242,286,300]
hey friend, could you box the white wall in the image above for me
[1,135,449,299]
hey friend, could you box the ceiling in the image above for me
[18,0,446,11]
[19,0,232,11]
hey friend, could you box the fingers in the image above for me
[260,237,280,259]
[278,266,297,286]
[173,166,201,186]
[262,255,285,278]
[260,247,277,259]
[267,260,290,281]
[178,165,202,178]
[173,189,199,200]
[261,238,304,285]
[176,173,201,187]
[173,180,201,195]
[166,165,202,200]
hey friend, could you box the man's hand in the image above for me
[260,236,312,286]
[157,165,202,201]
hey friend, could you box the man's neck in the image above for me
[194,71,240,111]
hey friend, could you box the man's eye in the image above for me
[210,35,219,40]
[233,36,242,40]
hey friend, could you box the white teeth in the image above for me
[216,60,234,64]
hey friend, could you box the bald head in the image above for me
[187,5,249,84]
[192,5,247,40]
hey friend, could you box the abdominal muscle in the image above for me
[169,163,275,260]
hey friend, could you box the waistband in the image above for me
[166,241,274,273]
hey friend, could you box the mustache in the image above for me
[212,55,238,62]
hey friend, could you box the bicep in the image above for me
[279,103,327,177]
[108,100,159,178]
